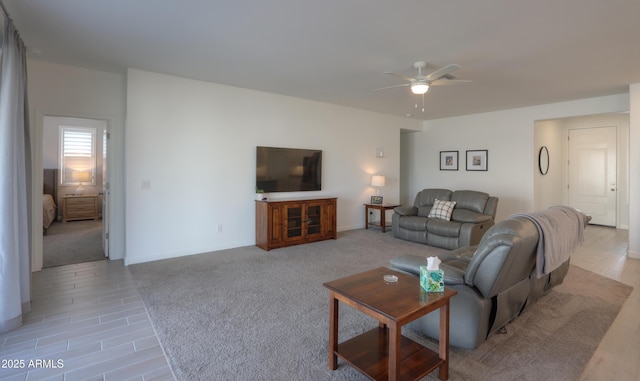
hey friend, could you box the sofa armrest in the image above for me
[389,253,468,286]
[483,197,499,218]
[443,245,477,263]
[440,263,466,285]
[439,246,476,285]
[451,209,493,224]
[394,206,418,216]
[389,254,424,276]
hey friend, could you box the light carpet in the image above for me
[130,229,632,381]
[43,219,105,268]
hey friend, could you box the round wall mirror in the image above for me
[538,146,549,175]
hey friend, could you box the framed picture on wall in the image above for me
[440,151,459,171]
[466,150,488,171]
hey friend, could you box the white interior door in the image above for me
[102,128,109,257]
[568,126,617,226]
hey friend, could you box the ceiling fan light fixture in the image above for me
[411,82,429,95]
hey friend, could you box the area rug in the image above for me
[129,229,632,381]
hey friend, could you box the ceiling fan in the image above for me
[374,61,470,113]
[375,61,470,95]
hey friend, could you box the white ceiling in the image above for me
[4,0,640,120]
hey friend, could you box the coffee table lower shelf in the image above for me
[336,327,444,381]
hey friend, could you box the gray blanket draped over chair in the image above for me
[511,205,587,278]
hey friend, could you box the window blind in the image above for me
[60,126,96,185]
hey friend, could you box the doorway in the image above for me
[42,116,109,267]
[533,112,629,229]
[568,126,617,226]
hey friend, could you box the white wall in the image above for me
[402,94,629,222]
[27,60,126,270]
[629,84,640,259]
[125,69,421,265]
[533,119,564,209]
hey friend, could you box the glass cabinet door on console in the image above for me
[283,203,305,243]
[306,203,322,237]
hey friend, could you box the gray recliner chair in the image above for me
[390,212,586,349]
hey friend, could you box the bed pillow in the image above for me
[428,199,457,221]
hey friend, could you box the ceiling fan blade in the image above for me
[425,64,460,81]
[430,79,471,86]
[373,83,411,91]
[384,72,416,82]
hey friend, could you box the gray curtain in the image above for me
[0,15,32,333]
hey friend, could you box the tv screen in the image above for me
[256,146,322,193]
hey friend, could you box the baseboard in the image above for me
[338,224,364,232]
[124,239,253,265]
[628,249,640,259]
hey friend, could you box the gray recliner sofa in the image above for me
[390,208,589,349]
[392,189,498,249]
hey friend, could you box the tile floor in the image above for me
[576,227,640,381]
[0,260,175,381]
[0,225,638,380]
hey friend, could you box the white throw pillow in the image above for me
[428,199,457,221]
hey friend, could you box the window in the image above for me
[59,126,96,185]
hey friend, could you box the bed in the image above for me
[43,169,58,234]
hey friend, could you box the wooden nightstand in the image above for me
[62,194,99,222]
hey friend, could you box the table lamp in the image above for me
[71,170,91,194]
[370,175,385,204]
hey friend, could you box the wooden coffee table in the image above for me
[323,267,457,381]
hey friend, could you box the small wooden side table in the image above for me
[364,203,400,233]
[324,267,457,381]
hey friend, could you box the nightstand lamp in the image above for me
[71,170,91,194]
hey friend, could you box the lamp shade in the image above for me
[71,170,91,183]
[371,175,386,187]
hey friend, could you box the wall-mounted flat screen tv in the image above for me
[256,146,322,193]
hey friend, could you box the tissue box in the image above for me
[420,266,444,292]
